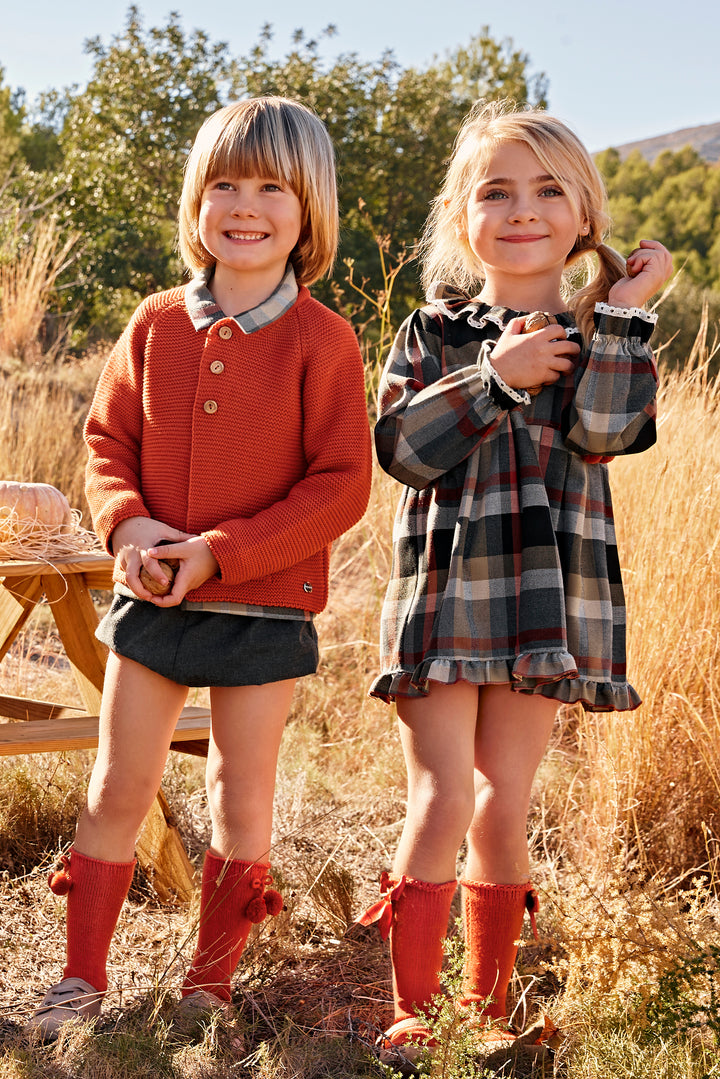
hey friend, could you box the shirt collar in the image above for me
[185,263,299,333]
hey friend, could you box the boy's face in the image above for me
[199,174,302,292]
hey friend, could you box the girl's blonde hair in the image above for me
[178,97,338,286]
[420,100,627,340]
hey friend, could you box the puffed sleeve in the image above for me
[562,303,658,457]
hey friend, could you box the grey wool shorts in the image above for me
[95,594,319,687]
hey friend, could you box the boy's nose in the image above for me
[231,189,258,216]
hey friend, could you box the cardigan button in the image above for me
[303,582,313,593]
[203,400,218,414]
[210,360,225,374]
[218,325,233,340]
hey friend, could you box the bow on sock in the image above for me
[48,854,73,895]
[356,871,408,940]
[245,871,284,923]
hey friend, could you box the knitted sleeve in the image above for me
[83,298,156,549]
[201,311,372,584]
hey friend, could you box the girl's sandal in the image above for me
[377,1016,436,1074]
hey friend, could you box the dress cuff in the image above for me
[479,342,531,410]
[593,302,657,342]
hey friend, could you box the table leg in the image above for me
[0,576,45,663]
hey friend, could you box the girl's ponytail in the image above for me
[568,242,628,342]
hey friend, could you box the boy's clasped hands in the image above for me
[111,515,219,605]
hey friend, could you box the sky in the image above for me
[1,0,718,154]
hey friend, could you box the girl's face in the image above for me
[199,174,303,292]
[465,140,584,305]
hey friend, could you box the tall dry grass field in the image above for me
[537,337,720,888]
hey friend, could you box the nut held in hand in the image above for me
[139,558,180,596]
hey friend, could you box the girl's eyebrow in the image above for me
[479,173,557,186]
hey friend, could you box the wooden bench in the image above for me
[0,553,211,902]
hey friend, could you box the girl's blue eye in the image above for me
[540,186,564,197]
[484,190,507,200]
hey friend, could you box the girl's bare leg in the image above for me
[393,680,479,883]
[75,653,189,861]
[465,686,558,883]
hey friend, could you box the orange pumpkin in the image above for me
[0,481,72,541]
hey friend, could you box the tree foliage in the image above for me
[1,11,547,337]
[2,5,718,365]
[596,147,720,366]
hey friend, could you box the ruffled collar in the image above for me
[426,281,580,337]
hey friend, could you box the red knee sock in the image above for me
[359,872,457,1023]
[48,846,136,994]
[181,851,283,1002]
[459,879,538,1019]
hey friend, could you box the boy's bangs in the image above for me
[205,116,299,191]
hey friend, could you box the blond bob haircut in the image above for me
[178,97,338,287]
[420,100,627,340]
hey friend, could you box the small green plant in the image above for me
[645,942,720,1046]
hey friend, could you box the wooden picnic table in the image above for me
[0,552,211,902]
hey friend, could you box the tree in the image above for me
[0,68,23,178]
[57,6,231,331]
[2,11,548,338]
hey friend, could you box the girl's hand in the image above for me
[490,316,580,391]
[608,240,673,310]
[144,536,220,607]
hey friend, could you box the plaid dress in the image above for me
[370,286,658,712]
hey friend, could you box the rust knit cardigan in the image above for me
[84,284,372,614]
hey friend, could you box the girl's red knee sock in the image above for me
[459,879,538,1019]
[181,851,283,1003]
[358,872,457,1023]
[48,846,136,994]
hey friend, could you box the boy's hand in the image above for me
[608,240,673,309]
[144,536,220,607]
[110,516,194,602]
[490,316,580,392]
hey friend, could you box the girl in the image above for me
[28,96,372,1039]
[360,100,671,1066]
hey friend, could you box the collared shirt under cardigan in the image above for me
[370,285,658,712]
[84,267,373,615]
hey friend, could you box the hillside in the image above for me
[612,120,720,163]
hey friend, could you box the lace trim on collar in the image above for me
[425,280,580,336]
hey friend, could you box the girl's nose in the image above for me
[508,196,537,222]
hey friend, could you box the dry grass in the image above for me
[535,321,720,887]
[0,217,79,365]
